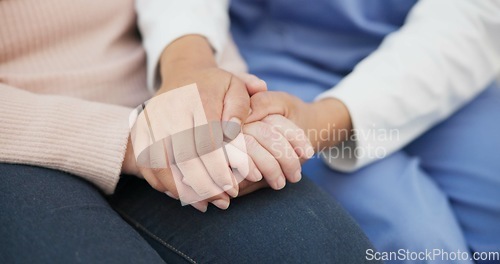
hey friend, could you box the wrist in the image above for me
[159,35,217,90]
[310,98,352,151]
[121,136,141,177]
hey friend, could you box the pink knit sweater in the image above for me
[0,0,151,194]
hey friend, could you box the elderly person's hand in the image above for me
[124,35,270,212]
[236,114,315,197]
[124,35,314,212]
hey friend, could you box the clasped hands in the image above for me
[123,36,351,212]
[127,66,314,212]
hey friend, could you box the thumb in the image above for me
[247,91,287,123]
[234,73,267,96]
[222,75,250,140]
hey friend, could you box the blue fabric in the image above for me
[303,85,500,263]
[231,0,417,102]
[0,163,377,263]
[231,0,500,262]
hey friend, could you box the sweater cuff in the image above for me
[0,87,132,194]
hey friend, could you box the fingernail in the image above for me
[246,168,261,182]
[251,79,267,88]
[294,170,302,182]
[224,117,241,141]
[165,191,178,200]
[212,199,230,210]
[223,185,238,198]
[275,176,286,190]
[294,147,305,158]
[305,144,315,159]
[191,203,208,213]
[253,168,263,181]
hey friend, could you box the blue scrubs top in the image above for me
[230,0,418,102]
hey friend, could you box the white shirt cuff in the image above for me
[136,0,229,91]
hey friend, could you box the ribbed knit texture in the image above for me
[0,0,151,194]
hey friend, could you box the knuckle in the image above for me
[243,134,260,150]
[196,138,215,156]
[174,148,196,163]
[258,122,281,141]
[296,128,309,144]
[263,162,282,181]
[203,153,230,175]
[276,91,293,102]
[150,155,166,168]
[257,122,274,139]
[195,186,216,199]
[262,114,277,123]
[285,160,301,173]
[227,94,250,110]
[263,114,283,125]
[251,92,271,107]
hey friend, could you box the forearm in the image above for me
[309,98,352,152]
[158,35,219,91]
[122,137,140,177]
[315,0,500,171]
[135,0,229,91]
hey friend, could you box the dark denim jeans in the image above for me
[0,163,377,263]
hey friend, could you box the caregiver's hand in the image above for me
[247,91,352,152]
[137,35,266,212]
[227,114,315,196]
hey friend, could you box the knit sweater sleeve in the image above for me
[0,84,133,194]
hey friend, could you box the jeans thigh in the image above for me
[109,175,377,264]
[304,153,471,263]
[0,163,164,264]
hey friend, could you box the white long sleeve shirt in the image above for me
[135,0,230,91]
[316,0,500,172]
